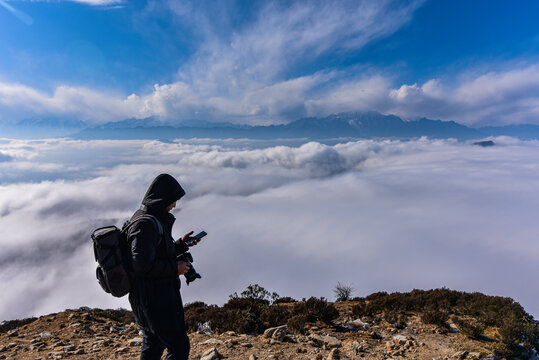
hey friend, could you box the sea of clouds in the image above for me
[0,136,538,321]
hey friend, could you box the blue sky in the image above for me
[1,0,538,126]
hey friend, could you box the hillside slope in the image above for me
[0,289,537,360]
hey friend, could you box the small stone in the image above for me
[40,332,52,339]
[115,347,128,354]
[248,354,257,360]
[7,329,18,337]
[7,343,17,349]
[264,325,287,339]
[200,338,224,345]
[268,355,278,360]
[271,326,288,342]
[129,337,143,346]
[74,349,85,355]
[200,347,221,360]
[453,351,468,359]
[308,334,342,348]
[328,348,340,360]
[241,343,253,348]
[63,345,76,352]
[392,334,407,344]
[467,352,482,360]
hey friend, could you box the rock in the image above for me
[63,345,76,352]
[453,350,468,359]
[272,326,288,342]
[328,348,340,360]
[200,338,224,345]
[264,325,288,339]
[468,352,482,360]
[241,342,253,348]
[129,337,143,346]
[248,355,257,360]
[49,351,64,359]
[6,330,18,337]
[115,347,128,354]
[200,347,221,360]
[347,319,369,329]
[308,334,342,348]
[268,355,279,360]
[392,334,408,344]
[40,332,52,339]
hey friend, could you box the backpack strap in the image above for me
[123,214,164,246]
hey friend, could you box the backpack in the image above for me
[92,214,163,297]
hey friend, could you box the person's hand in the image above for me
[182,230,199,247]
[177,261,191,275]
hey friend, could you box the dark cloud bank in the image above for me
[0,137,538,321]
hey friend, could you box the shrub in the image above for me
[273,296,297,304]
[420,309,449,328]
[454,317,485,339]
[0,317,37,334]
[384,311,407,330]
[88,308,135,324]
[351,300,367,318]
[287,314,308,334]
[260,305,292,328]
[230,284,279,303]
[292,297,339,324]
[334,282,354,302]
[184,302,218,332]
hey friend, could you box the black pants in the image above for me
[131,293,190,360]
[140,327,190,360]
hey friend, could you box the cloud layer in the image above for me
[0,137,538,321]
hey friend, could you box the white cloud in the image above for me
[384,65,539,125]
[0,137,538,321]
[1,0,538,126]
[0,0,426,125]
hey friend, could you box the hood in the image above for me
[141,174,185,215]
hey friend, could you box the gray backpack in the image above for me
[92,215,163,297]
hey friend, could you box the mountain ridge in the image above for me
[73,111,491,141]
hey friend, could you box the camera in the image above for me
[177,252,201,285]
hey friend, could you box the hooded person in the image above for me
[127,173,198,360]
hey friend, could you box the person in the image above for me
[127,173,199,360]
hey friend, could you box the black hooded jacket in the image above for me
[127,174,189,314]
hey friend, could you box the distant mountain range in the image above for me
[3,112,539,140]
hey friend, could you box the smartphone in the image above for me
[184,231,207,246]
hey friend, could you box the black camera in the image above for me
[177,252,201,285]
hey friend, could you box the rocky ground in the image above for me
[1,305,535,360]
